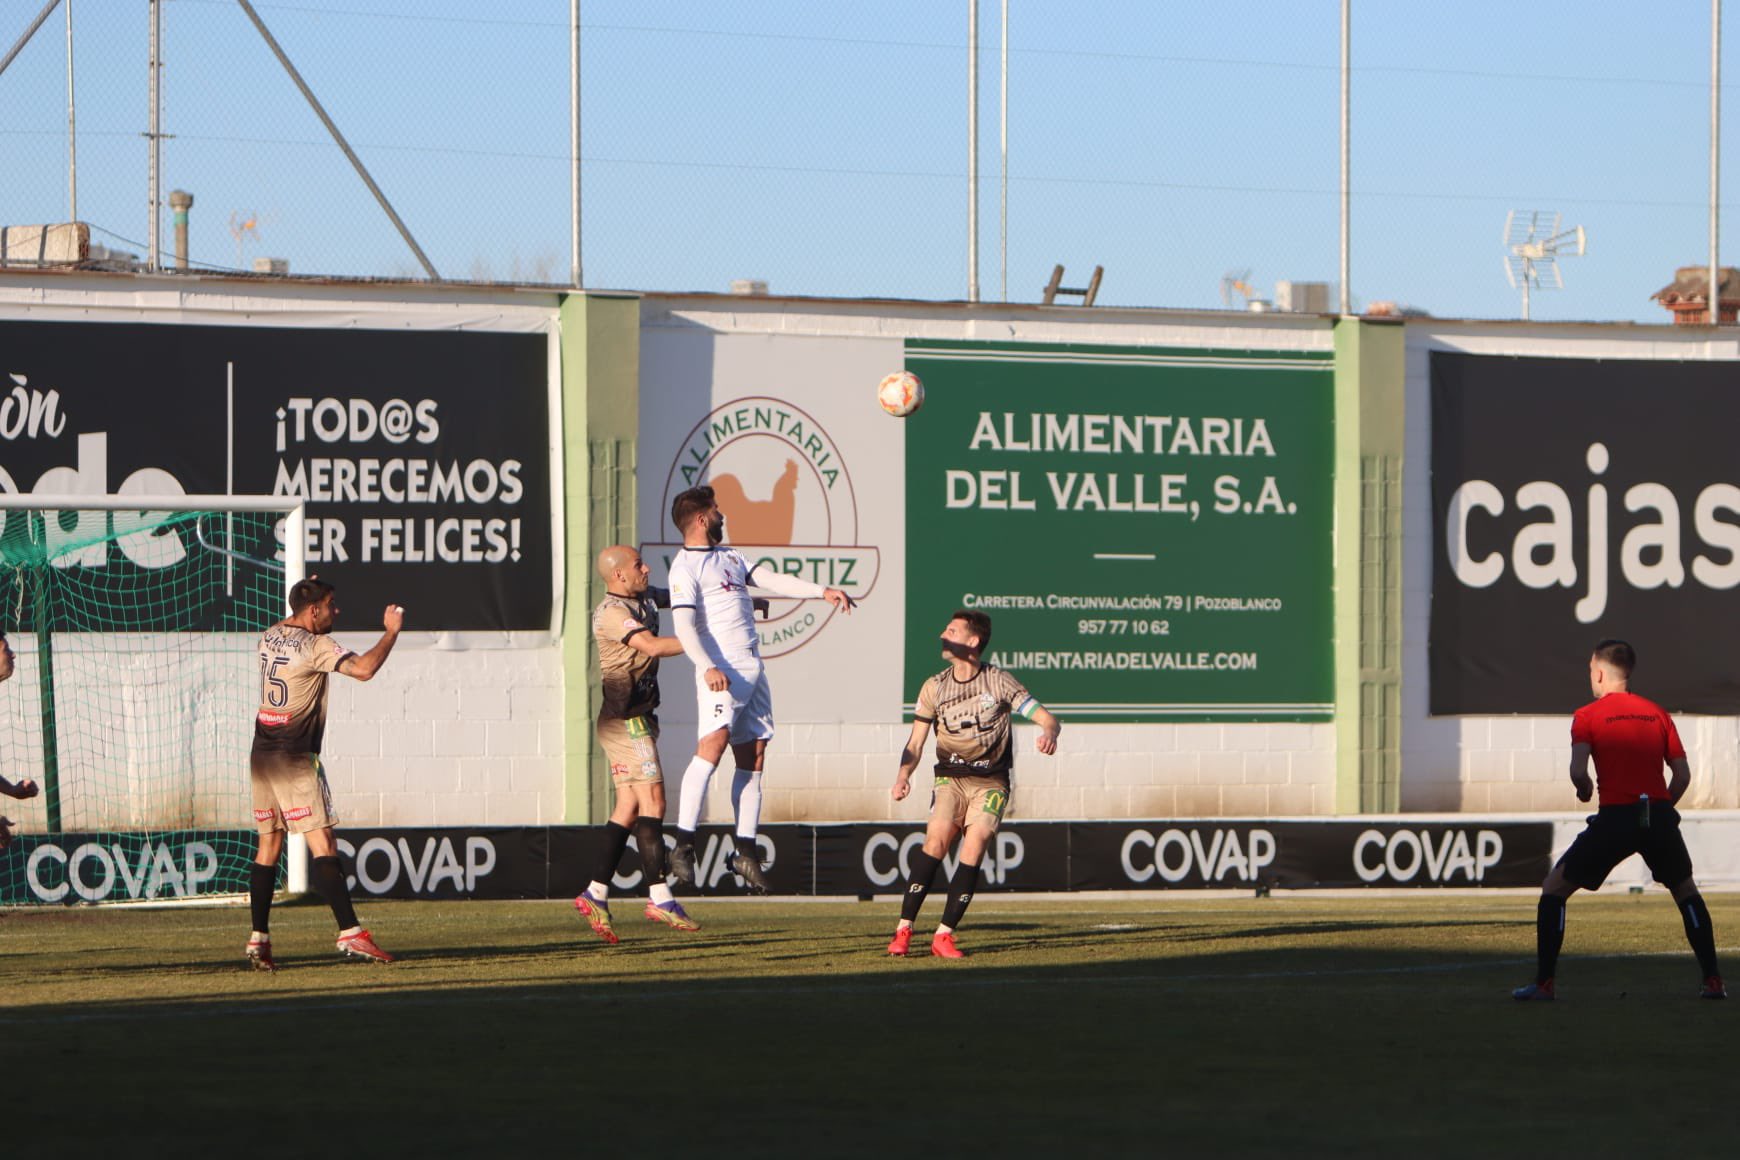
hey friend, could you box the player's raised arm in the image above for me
[745,562,855,612]
[0,775,39,801]
[891,719,932,801]
[337,603,404,683]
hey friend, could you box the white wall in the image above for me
[1403,322,1740,812]
[639,295,1339,822]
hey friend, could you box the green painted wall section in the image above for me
[559,293,641,824]
[1332,318,1406,813]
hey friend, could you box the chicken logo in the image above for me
[649,396,880,658]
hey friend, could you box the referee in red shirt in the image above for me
[1514,639,1725,1001]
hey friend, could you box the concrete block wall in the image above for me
[321,642,566,826]
[673,720,1340,825]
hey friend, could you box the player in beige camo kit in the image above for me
[573,545,705,942]
[887,609,1060,959]
[245,576,403,969]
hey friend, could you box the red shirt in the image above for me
[1570,691,1684,805]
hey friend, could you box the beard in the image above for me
[706,514,726,545]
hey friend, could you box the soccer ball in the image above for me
[877,371,924,417]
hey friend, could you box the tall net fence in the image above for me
[0,505,288,904]
[0,1,1727,322]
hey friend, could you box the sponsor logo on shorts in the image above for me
[641,759,660,778]
[625,716,652,739]
[252,808,278,822]
[284,806,313,821]
[611,763,630,778]
[256,709,291,726]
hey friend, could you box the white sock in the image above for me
[250,930,270,942]
[339,925,363,938]
[649,882,674,905]
[730,767,763,839]
[586,879,609,901]
[895,919,913,932]
[936,924,954,936]
[677,755,718,832]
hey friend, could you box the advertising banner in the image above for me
[1,829,252,904]
[1431,350,1740,713]
[0,319,553,632]
[902,341,1334,721]
[636,331,907,725]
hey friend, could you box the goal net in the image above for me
[0,497,304,905]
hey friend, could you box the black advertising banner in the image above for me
[548,823,816,898]
[0,320,551,631]
[321,821,1551,900]
[1070,820,1552,890]
[1431,351,1740,713]
[811,823,1071,895]
[338,827,550,900]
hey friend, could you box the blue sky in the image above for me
[0,1,1731,322]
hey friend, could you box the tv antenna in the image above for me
[1503,210,1585,320]
[1219,268,1258,310]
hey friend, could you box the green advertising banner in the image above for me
[902,341,1334,722]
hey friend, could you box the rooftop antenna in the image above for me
[1219,267,1256,309]
[1504,210,1586,321]
[228,210,259,270]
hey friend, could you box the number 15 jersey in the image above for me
[253,624,354,756]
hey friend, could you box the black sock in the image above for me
[1536,893,1567,983]
[311,855,359,931]
[900,851,943,923]
[675,826,697,850]
[249,861,277,934]
[1679,892,1721,978]
[632,816,666,887]
[941,862,982,930]
[593,821,633,885]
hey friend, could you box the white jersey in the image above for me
[667,545,760,664]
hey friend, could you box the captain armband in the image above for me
[1013,696,1039,721]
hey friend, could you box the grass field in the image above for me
[4,891,1734,1156]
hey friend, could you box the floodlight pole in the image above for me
[999,0,1007,302]
[66,0,76,221]
[1711,0,1721,325]
[147,0,161,271]
[968,0,980,303]
[570,0,582,287]
[235,0,440,280]
[1338,0,1350,314]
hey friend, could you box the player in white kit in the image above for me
[664,485,854,891]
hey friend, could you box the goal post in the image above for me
[0,495,306,905]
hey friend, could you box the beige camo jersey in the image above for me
[593,593,661,720]
[253,624,352,755]
[915,663,1036,782]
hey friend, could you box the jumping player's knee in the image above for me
[1671,877,1699,901]
[696,727,730,763]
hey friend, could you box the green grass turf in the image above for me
[3,892,1733,1156]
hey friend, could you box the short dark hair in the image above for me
[671,486,716,534]
[1592,638,1635,678]
[289,577,335,614]
[952,608,993,653]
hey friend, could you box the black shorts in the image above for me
[1557,803,1694,891]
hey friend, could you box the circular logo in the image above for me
[652,396,879,657]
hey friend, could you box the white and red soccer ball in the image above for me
[877,371,924,417]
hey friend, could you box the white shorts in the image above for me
[696,660,774,744]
